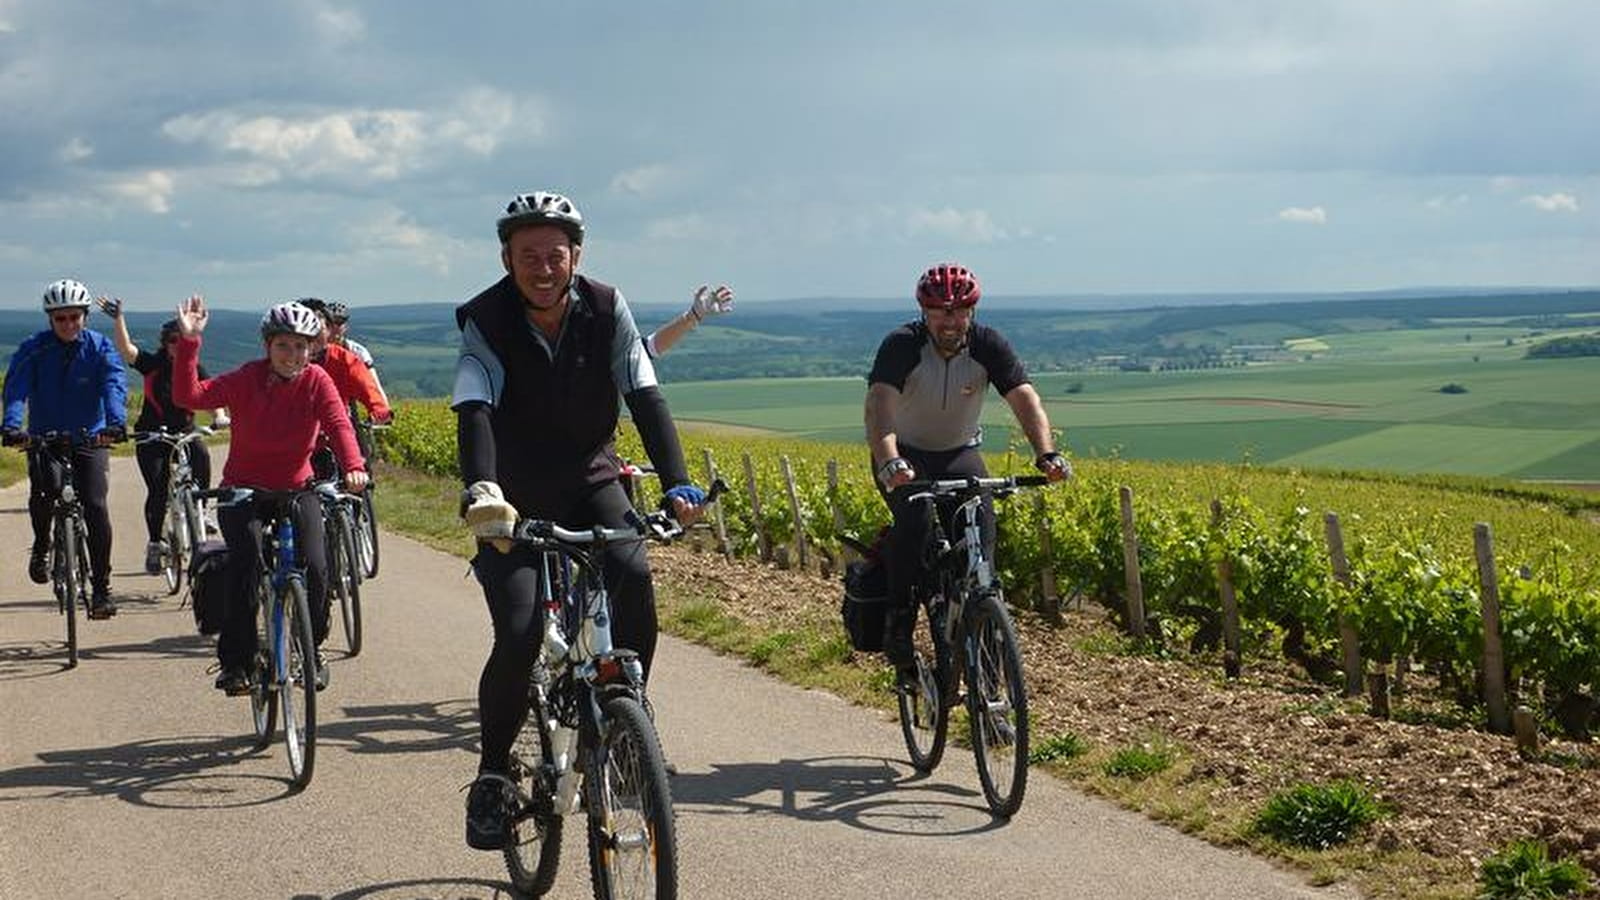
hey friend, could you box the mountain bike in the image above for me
[350,419,388,579]
[319,480,365,657]
[503,481,724,900]
[888,474,1048,819]
[4,431,101,668]
[199,484,334,791]
[134,426,214,596]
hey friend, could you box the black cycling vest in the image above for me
[455,275,623,513]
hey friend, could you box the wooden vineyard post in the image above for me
[1324,512,1365,699]
[1474,522,1511,735]
[1118,486,1147,639]
[780,455,809,571]
[1035,490,1060,620]
[1211,499,1242,680]
[703,447,731,560]
[741,452,771,563]
[828,460,859,568]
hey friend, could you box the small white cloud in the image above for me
[0,17,15,33]
[1424,194,1468,210]
[105,170,175,214]
[906,207,1007,243]
[310,0,365,44]
[58,137,94,163]
[1489,176,1522,194]
[349,210,465,275]
[1522,192,1579,213]
[645,214,720,241]
[1277,205,1327,225]
[610,164,674,196]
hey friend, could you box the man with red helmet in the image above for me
[864,262,1070,674]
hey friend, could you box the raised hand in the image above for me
[176,294,208,336]
[95,296,124,319]
[689,284,734,321]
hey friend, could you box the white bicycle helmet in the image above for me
[42,278,93,311]
[496,191,584,245]
[259,301,324,340]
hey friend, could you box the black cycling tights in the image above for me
[472,481,654,774]
[135,439,213,541]
[28,444,113,594]
[879,444,996,611]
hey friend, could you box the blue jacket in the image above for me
[2,328,128,435]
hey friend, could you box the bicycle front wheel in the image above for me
[355,489,380,579]
[965,590,1030,818]
[160,508,184,596]
[278,577,318,791]
[331,508,363,657]
[54,516,79,669]
[505,678,563,897]
[896,603,951,772]
[585,694,677,900]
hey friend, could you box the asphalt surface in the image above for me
[0,452,1362,899]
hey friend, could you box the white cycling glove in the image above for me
[464,480,518,552]
[96,296,124,319]
[688,285,734,322]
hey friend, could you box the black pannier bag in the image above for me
[840,529,891,652]
[188,540,230,636]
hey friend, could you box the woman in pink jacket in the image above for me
[171,295,368,694]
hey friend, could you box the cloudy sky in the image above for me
[1,0,1596,311]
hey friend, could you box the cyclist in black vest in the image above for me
[865,262,1072,677]
[97,296,226,573]
[452,190,708,851]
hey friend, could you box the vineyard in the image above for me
[383,398,1600,741]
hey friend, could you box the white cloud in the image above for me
[104,170,175,214]
[161,91,536,183]
[1521,192,1579,213]
[58,137,93,163]
[905,207,1007,243]
[610,164,675,196]
[1424,194,1468,210]
[1277,205,1328,225]
[644,213,724,241]
[1489,176,1522,194]
[309,0,365,45]
[349,210,467,276]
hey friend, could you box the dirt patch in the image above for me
[651,544,1600,897]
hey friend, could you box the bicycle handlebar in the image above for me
[902,473,1052,502]
[2,428,126,449]
[510,478,727,547]
[133,426,215,446]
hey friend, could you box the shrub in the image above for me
[1103,741,1174,779]
[1478,839,1590,899]
[1440,382,1469,394]
[1029,732,1088,764]
[1253,780,1383,849]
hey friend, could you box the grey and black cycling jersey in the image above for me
[452,288,658,408]
[867,321,1029,453]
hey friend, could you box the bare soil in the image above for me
[652,544,1600,898]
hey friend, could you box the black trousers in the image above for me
[215,491,330,670]
[28,444,113,594]
[470,480,654,774]
[135,438,213,542]
[877,444,996,611]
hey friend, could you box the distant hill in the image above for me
[3,289,1597,398]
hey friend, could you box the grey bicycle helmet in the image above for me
[260,301,324,340]
[496,191,584,245]
[42,278,93,311]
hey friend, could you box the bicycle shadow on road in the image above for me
[0,631,212,681]
[0,731,301,809]
[315,698,479,758]
[671,754,1006,836]
[286,876,515,900]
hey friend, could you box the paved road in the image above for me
[0,453,1360,899]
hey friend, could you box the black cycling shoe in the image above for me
[214,665,252,696]
[144,540,165,575]
[87,590,118,620]
[464,772,518,851]
[314,650,330,692]
[27,546,49,585]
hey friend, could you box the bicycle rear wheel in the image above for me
[896,602,951,772]
[586,694,677,900]
[278,577,318,790]
[965,590,1030,818]
[331,507,363,657]
[505,676,563,897]
[250,576,277,749]
[355,489,379,579]
[160,507,184,596]
[54,516,79,669]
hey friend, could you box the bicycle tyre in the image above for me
[965,590,1030,818]
[161,509,184,596]
[896,602,951,773]
[331,506,363,657]
[54,515,79,669]
[250,575,277,749]
[505,680,564,897]
[279,577,318,790]
[585,694,677,900]
[356,489,380,579]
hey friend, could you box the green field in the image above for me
[658,325,1600,480]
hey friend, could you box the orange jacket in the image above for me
[315,342,391,422]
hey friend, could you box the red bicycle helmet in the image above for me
[916,263,981,309]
